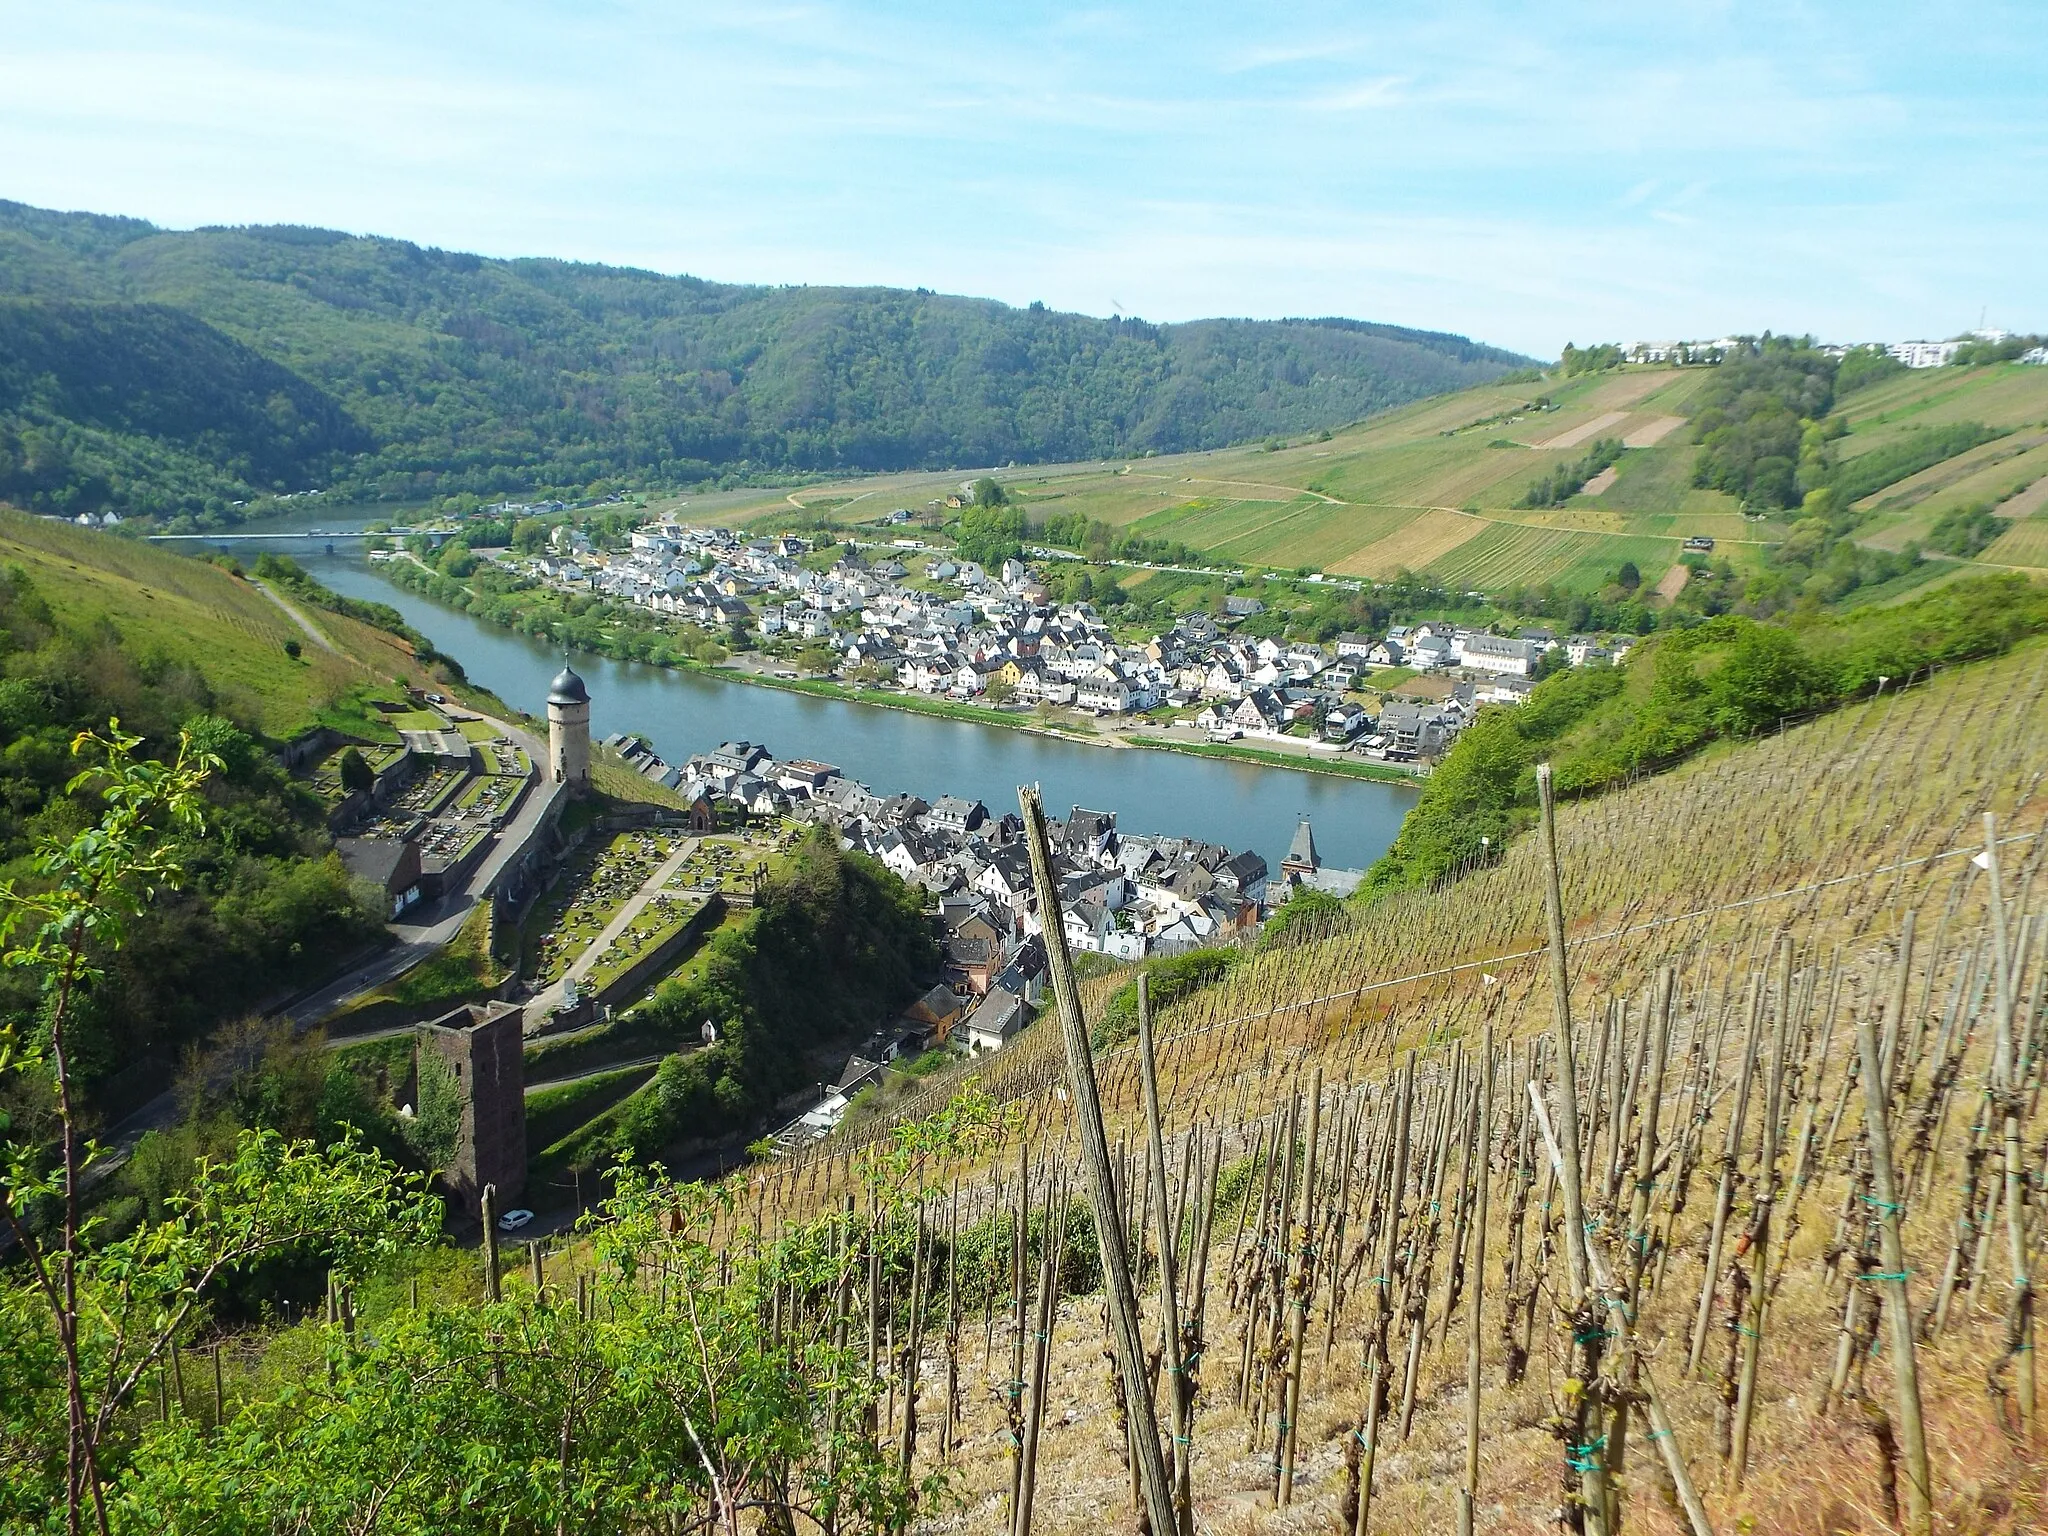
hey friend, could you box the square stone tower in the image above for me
[418,1001,527,1218]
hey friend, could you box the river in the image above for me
[201,526,1415,873]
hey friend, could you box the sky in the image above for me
[0,1,2039,358]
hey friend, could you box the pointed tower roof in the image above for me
[1284,817,1319,872]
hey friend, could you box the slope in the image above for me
[694,356,2048,599]
[0,505,453,738]
[0,297,369,521]
[740,635,2048,1536]
[0,200,1534,523]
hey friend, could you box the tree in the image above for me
[1615,560,1641,592]
[0,723,438,1534]
[797,644,837,675]
[336,747,374,797]
[954,502,1026,568]
[984,675,1016,707]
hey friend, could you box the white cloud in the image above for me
[0,0,2038,350]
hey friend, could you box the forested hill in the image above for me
[0,199,1533,526]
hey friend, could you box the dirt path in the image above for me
[251,580,338,652]
[1623,414,1686,447]
[531,836,703,1014]
[1127,471,1344,505]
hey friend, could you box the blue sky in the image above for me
[0,2,2038,356]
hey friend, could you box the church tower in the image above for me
[547,664,591,794]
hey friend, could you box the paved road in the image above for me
[527,835,702,1016]
[525,1053,665,1096]
[283,707,557,1027]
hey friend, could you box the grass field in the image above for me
[1982,514,2048,569]
[0,506,436,738]
[1424,522,1683,592]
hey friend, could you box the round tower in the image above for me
[547,664,591,794]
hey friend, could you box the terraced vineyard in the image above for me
[707,637,2048,1536]
[1424,522,1681,593]
[674,358,2048,591]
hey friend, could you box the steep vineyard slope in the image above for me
[751,637,2048,1535]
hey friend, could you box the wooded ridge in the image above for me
[0,200,1533,525]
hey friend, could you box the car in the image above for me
[496,1208,535,1232]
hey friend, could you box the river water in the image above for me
[202,527,1415,872]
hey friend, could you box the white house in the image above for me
[1460,634,1537,677]
[1886,340,1961,369]
[960,987,1027,1054]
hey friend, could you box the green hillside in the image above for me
[0,298,369,521]
[0,200,1533,526]
[698,349,2048,599]
[0,505,458,737]
[0,508,505,1129]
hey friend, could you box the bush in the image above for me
[1093,947,1243,1049]
[1926,503,2009,558]
[1359,576,2048,899]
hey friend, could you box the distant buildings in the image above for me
[1885,340,1962,369]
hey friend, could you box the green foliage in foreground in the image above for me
[1362,575,2048,896]
[2,740,1001,1531]
[0,566,383,1115]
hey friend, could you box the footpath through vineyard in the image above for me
[709,642,2048,1535]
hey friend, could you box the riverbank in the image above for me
[380,552,1416,781]
[674,668,1424,786]
[720,667,1103,741]
[1126,734,1423,784]
[277,549,1418,871]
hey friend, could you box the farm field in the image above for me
[665,360,2048,595]
[1423,522,1683,592]
[1982,514,2048,569]
[1837,358,2048,448]
[730,633,2048,1536]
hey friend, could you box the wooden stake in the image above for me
[1536,762,1609,1535]
[1857,953,1932,1535]
[1020,786,1176,1536]
[1457,1027,1494,1536]
[1137,976,1194,1536]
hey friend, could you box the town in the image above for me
[616,729,1357,1054]
[470,517,1638,767]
